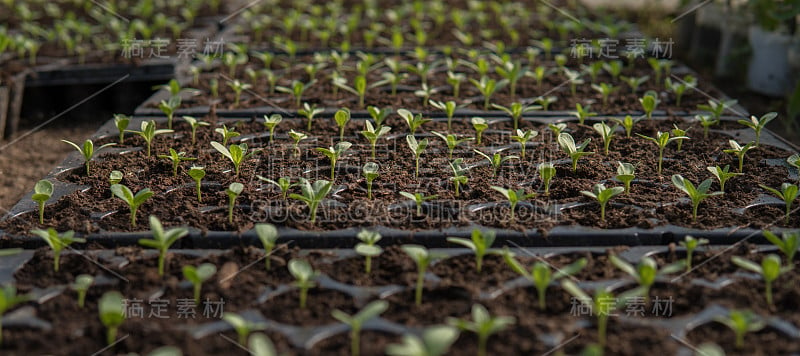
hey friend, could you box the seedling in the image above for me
[471,117,488,145]
[447,304,515,356]
[398,109,431,135]
[670,124,689,151]
[257,176,296,200]
[611,115,641,138]
[787,154,800,174]
[335,108,351,141]
[31,179,53,224]
[665,75,696,106]
[290,179,333,224]
[558,133,594,173]
[31,228,85,272]
[70,274,93,308]
[527,65,554,89]
[223,312,266,345]
[706,165,742,192]
[158,97,181,129]
[431,131,473,159]
[564,68,584,96]
[316,142,352,181]
[639,91,658,120]
[763,230,799,262]
[182,116,210,145]
[572,103,597,125]
[533,96,558,111]
[695,114,720,139]
[211,142,254,177]
[111,184,154,227]
[538,162,556,195]
[548,123,567,137]
[361,162,380,199]
[648,58,673,84]
[128,120,173,157]
[738,112,778,146]
[724,140,756,173]
[592,82,618,106]
[621,75,649,93]
[492,102,539,131]
[671,175,724,222]
[298,102,324,131]
[158,148,196,177]
[406,135,428,179]
[183,263,217,303]
[510,129,538,159]
[255,223,280,271]
[610,255,683,302]
[714,309,765,349]
[580,184,624,222]
[495,60,526,98]
[447,229,496,272]
[385,326,459,356]
[449,158,469,197]
[289,259,318,309]
[227,79,252,107]
[367,106,392,127]
[399,192,438,216]
[361,121,391,159]
[62,139,116,175]
[138,216,188,276]
[470,76,506,110]
[226,183,244,223]
[502,248,586,310]
[277,80,315,108]
[560,281,617,347]
[288,130,308,158]
[698,99,737,121]
[474,150,518,178]
[414,84,436,107]
[99,291,125,345]
[610,162,635,195]
[429,100,458,130]
[637,131,688,175]
[593,122,617,155]
[330,300,389,356]
[188,167,205,202]
[215,125,240,146]
[679,235,709,271]
[114,114,130,144]
[401,245,446,305]
[355,230,383,274]
[262,114,282,143]
[759,183,799,224]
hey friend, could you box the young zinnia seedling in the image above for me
[361,121,391,159]
[316,141,352,181]
[226,183,244,223]
[362,162,379,199]
[447,304,515,356]
[138,216,188,276]
[558,133,594,173]
[639,91,658,119]
[580,184,624,222]
[262,114,282,143]
[158,97,181,129]
[99,291,125,346]
[695,114,720,139]
[290,179,333,224]
[471,76,506,110]
[31,228,85,272]
[257,176,296,200]
[432,131,473,159]
[355,230,383,274]
[738,112,777,146]
[288,130,308,159]
[538,162,556,195]
[385,325,459,356]
[255,223,279,271]
[561,281,618,347]
[183,263,217,304]
[111,184,154,227]
[533,95,558,111]
[707,165,742,192]
[471,117,488,145]
[334,108,351,141]
[183,116,210,145]
[474,150,518,178]
[332,300,389,356]
[447,229,496,272]
[492,102,539,131]
[670,124,689,152]
[621,75,649,93]
[759,183,799,224]
[298,102,324,131]
[211,142,255,177]
[430,100,458,131]
[113,114,130,144]
[70,274,93,309]
[490,186,535,222]
[215,125,240,146]
[665,75,696,107]
[406,135,429,178]
[611,115,641,138]
[62,139,116,175]
[572,103,597,125]
[593,122,617,155]
[32,179,53,224]
[402,245,446,306]
[763,230,799,262]
[610,255,684,303]
[510,129,538,159]
[671,175,723,223]
[724,140,756,173]
[187,166,206,202]
[502,248,586,310]
[288,259,318,309]
[223,312,266,345]
[637,131,688,175]
[277,80,315,108]
[592,82,618,107]
[449,158,469,197]
[158,148,196,177]
[679,235,709,272]
[732,254,791,306]
[714,309,765,349]
[615,162,635,194]
[129,120,173,157]
[399,192,438,216]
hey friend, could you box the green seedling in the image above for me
[763,230,799,263]
[158,97,181,129]
[288,130,308,159]
[738,112,778,146]
[759,183,799,224]
[714,309,765,349]
[572,103,598,125]
[679,235,709,272]
[335,108,351,141]
[32,179,53,224]
[527,65,555,89]
[332,300,389,356]
[183,263,217,303]
[215,125,240,146]
[70,274,93,308]
[316,142,352,181]
[138,216,188,276]
[561,281,617,347]
[707,165,742,192]
[558,133,594,173]
[580,184,625,222]
[470,76,506,110]
[226,183,244,223]
[621,75,649,93]
[248,333,277,356]
[429,100,458,131]
[361,121,391,159]
[255,223,279,271]
[564,68,584,96]
[399,109,431,135]
[495,60,526,98]
[0,283,26,340]
[616,162,635,194]
[211,142,254,177]
[447,229,496,272]
[548,123,568,137]
[262,114,282,143]
[471,117,488,145]
[492,102,539,131]
[665,75,696,106]
[592,82,618,107]
[227,79,252,107]
[363,162,379,199]
[510,129,538,159]
[611,115,641,138]
[593,122,617,155]
[449,158,469,197]
[385,326,459,356]
[109,171,123,191]
[533,95,558,111]
[399,192,438,216]
[182,116,210,146]
[671,175,724,222]
[355,230,383,274]
[671,124,689,151]
[447,71,466,99]
[367,106,392,127]
[99,291,125,346]
[298,102,324,131]
[31,228,84,272]
[637,131,688,175]
[414,84,436,107]
[402,245,447,305]
[257,176,296,200]
[610,255,684,303]
[128,120,173,157]
[288,259,318,309]
[335,75,377,107]
[158,148,196,177]
[639,91,658,120]
[474,150,518,178]
[114,114,130,144]
[188,166,205,202]
[406,135,428,178]
[431,131,473,159]
[538,162,556,195]
[491,186,535,222]
[724,140,756,173]
[698,99,737,121]
[503,248,586,310]
[447,304,515,356]
[648,58,673,84]
[223,312,266,345]
[277,80,315,108]
[603,60,624,80]
[62,139,116,175]
[695,114,720,139]
[787,154,800,174]
[111,184,154,227]
[290,179,333,224]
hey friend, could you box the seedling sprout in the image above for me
[138,216,188,276]
[70,274,93,308]
[399,192,438,216]
[316,141,352,181]
[385,326,459,356]
[331,300,389,356]
[723,140,755,173]
[62,139,116,175]
[713,309,765,349]
[158,148,196,177]
[447,304,515,356]
[111,184,154,227]
[759,183,799,224]
[510,129,538,159]
[406,135,429,178]
[355,229,383,274]
[98,291,125,345]
[289,179,333,224]
[707,165,742,192]
[671,175,724,223]
[502,248,586,310]
[447,229,496,272]
[31,228,84,272]
[679,235,709,272]
[638,131,688,175]
[558,133,594,173]
[222,312,266,345]
[262,114,282,143]
[32,179,53,224]
[402,245,447,305]
[471,117,488,145]
[288,259,318,309]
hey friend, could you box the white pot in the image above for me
[747,26,794,96]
